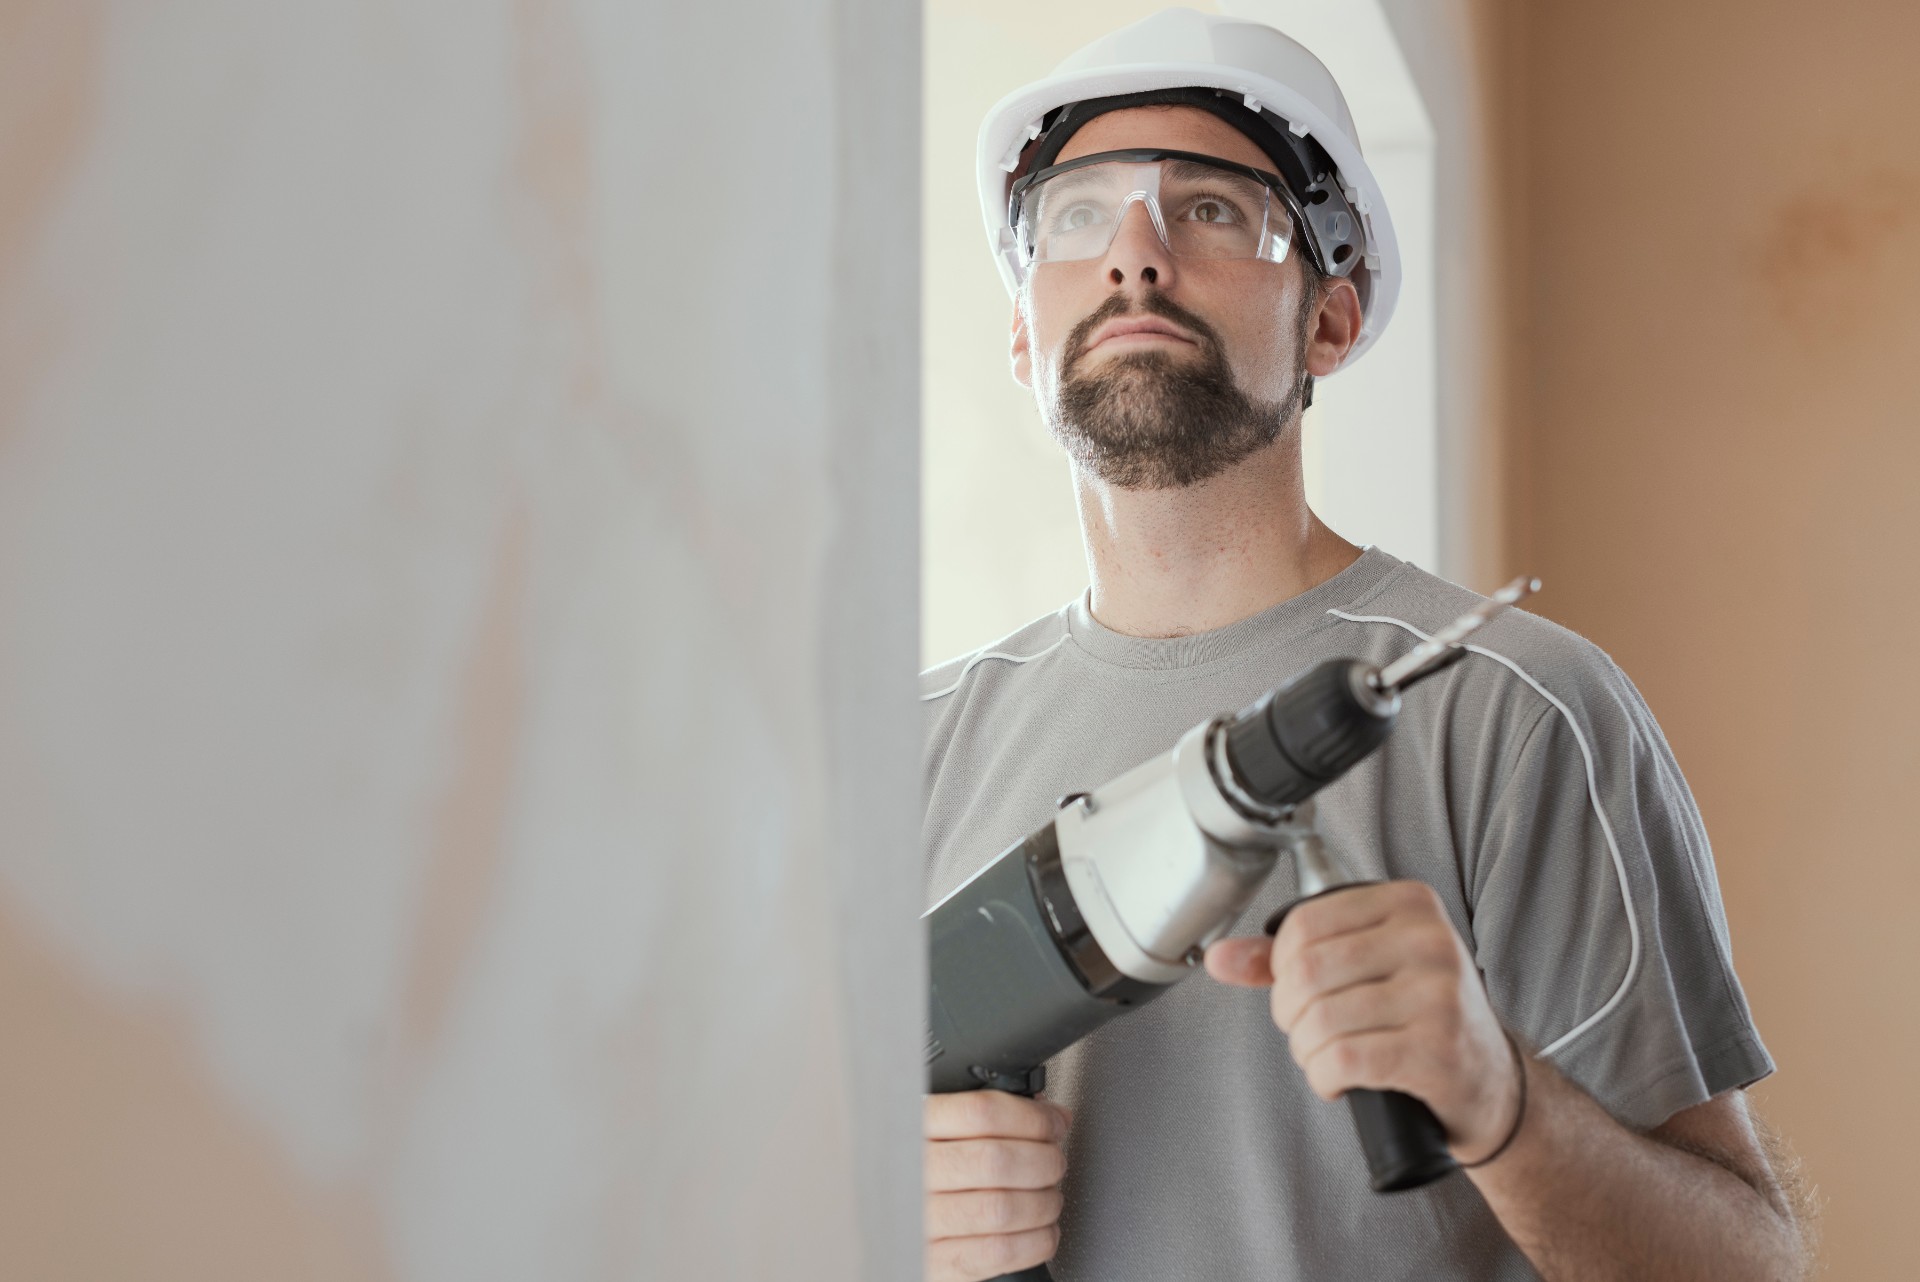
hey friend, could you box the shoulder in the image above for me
[1321,560,1674,784]
[919,605,1074,706]
[1329,560,1637,716]
[920,603,1077,790]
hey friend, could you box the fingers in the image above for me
[924,1090,1068,1143]
[1275,882,1433,954]
[1203,935,1275,986]
[1296,1027,1414,1101]
[926,1225,1059,1282]
[925,1137,1067,1193]
[1270,885,1462,1029]
[926,1186,1064,1240]
[923,1091,1070,1280]
[1206,885,1438,995]
[1283,973,1430,1068]
[1269,922,1403,1028]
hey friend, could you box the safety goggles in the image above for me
[1008,148,1306,271]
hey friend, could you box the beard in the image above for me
[1042,289,1304,490]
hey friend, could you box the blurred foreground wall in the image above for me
[1510,0,1920,1274]
[0,2,921,1278]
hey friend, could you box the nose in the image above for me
[1101,195,1177,293]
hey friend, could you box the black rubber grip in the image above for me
[1266,884,1458,1194]
[1347,1087,1459,1192]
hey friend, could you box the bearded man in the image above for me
[919,11,1807,1282]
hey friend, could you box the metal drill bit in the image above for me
[1373,575,1542,693]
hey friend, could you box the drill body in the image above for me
[925,656,1459,1198]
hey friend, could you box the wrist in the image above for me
[1453,1028,1528,1168]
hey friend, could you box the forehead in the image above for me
[1053,105,1274,172]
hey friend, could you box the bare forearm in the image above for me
[1468,1059,1806,1281]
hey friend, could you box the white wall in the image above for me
[1376,0,1513,590]
[1224,0,1439,575]
[0,2,921,1277]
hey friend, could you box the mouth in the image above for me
[1082,316,1198,356]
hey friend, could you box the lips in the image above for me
[1083,315,1196,354]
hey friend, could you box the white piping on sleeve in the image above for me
[920,634,1069,703]
[1326,608,1642,1061]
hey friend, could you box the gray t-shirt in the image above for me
[921,547,1773,1281]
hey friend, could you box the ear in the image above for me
[1304,277,1363,378]
[1009,298,1033,388]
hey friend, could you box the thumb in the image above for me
[1203,935,1276,988]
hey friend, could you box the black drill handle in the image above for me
[1346,1087,1458,1192]
[1265,886,1459,1194]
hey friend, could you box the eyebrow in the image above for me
[1160,158,1262,185]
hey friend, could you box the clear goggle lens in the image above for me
[1013,153,1296,269]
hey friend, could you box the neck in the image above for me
[1075,434,1361,638]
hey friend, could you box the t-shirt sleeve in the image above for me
[1464,654,1774,1131]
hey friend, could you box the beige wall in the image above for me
[1510,0,1920,1273]
[0,2,922,1277]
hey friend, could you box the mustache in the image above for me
[1063,290,1225,374]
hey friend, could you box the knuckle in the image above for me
[1329,1038,1366,1078]
[1395,928,1443,974]
[1269,986,1296,1034]
[1293,898,1332,938]
[978,1233,1021,1274]
[926,1140,966,1192]
[979,1190,1019,1232]
[930,1239,975,1282]
[962,1139,1003,1188]
[957,1091,996,1135]
[1370,1037,1406,1084]
[1396,880,1440,911]
[1303,1058,1342,1101]
[1295,942,1328,987]
[925,1190,963,1240]
[975,1140,1012,1186]
[1423,929,1463,971]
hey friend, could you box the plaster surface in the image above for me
[0,1,922,1276]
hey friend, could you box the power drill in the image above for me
[925,578,1537,1282]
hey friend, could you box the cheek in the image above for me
[1024,267,1110,365]
[1221,294,1301,389]
[1175,265,1298,383]
[1024,283,1076,362]
[1198,312,1279,391]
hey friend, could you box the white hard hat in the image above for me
[976,7,1400,368]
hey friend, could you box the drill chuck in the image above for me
[1221,658,1401,810]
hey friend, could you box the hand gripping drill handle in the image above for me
[1226,658,1460,1193]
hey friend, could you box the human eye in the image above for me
[1178,191,1250,225]
[1048,201,1110,233]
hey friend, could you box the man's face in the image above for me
[1010,106,1327,490]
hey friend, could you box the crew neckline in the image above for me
[1065,546,1401,671]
